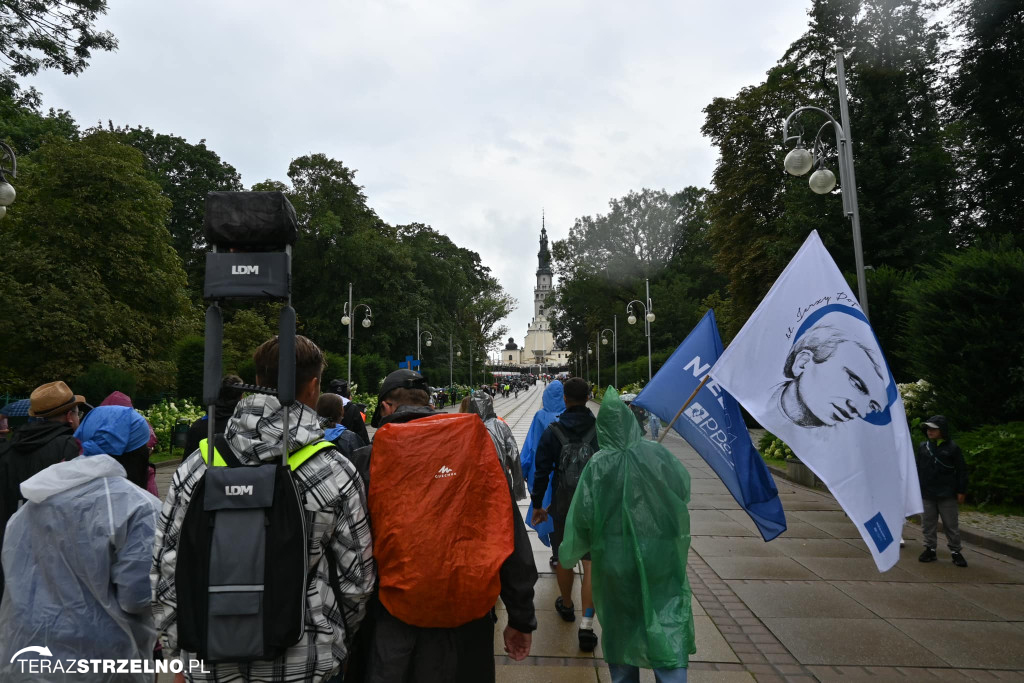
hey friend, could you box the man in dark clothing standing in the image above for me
[916,415,969,567]
[328,379,370,446]
[530,377,600,652]
[183,374,244,456]
[0,380,85,599]
[349,369,536,683]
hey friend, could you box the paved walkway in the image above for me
[156,388,1024,682]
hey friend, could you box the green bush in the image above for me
[74,363,138,405]
[138,398,205,453]
[956,422,1024,506]
[900,247,1024,430]
[174,336,205,402]
[757,431,794,462]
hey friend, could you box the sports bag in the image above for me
[550,422,597,516]
[369,413,514,628]
[174,435,333,662]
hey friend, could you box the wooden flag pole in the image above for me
[656,374,710,444]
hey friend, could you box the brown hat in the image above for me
[29,381,87,418]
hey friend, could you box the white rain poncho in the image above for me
[0,455,161,682]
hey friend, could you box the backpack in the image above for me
[369,413,514,628]
[174,435,334,663]
[550,422,598,516]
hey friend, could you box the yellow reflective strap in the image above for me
[287,441,334,471]
[198,438,228,467]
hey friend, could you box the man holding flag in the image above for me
[708,230,921,572]
[633,309,786,542]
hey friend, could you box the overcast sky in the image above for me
[26,0,812,351]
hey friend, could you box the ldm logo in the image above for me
[225,485,254,496]
[231,265,260,275]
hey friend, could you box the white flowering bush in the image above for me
[897,379,937,425]
[138,398,205,453]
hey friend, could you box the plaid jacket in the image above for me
[151,395,375,682]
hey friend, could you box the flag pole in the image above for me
[657,374,710,444]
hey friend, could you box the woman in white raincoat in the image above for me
[0,405,161,682]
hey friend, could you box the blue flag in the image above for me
[634,309,787,541]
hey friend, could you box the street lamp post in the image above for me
[600,323,616,389]
[340,282,373,387]
[0,141,17,220]
[416,317,433,362]
[586,342,596,384]
[782,48,869,320]
[627,278,656,382]
[448,334,462,389]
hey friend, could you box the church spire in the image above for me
[537,211,552,276]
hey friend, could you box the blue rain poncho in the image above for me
[559,388,695,669]
[519,380,564,545]
[0,455,161,681]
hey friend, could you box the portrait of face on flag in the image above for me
[633,309,786,542]
[709,230,922,572]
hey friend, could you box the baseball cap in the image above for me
[370,369,428,428]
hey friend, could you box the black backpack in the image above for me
[550,423,598,516]
[174,435,333,663]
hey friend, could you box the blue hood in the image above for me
[542,380,565,414]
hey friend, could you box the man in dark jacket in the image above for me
[0,380,85,599]
[530,377,600,652]
[349,369,536,683]
[183,374,244,456]
[328,379,370,446]
[916,415,969,567]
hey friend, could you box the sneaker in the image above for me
[900,538,906,547]
[578,627,598,652]
[549,554,558,569]
[555,596,575,622]
[918,547,937,563]
[951,551,968,567]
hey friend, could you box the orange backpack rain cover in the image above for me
[369,413,515,628]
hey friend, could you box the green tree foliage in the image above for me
[0,131,194,392]
[704,0,956,326]
[174,336,205,403]
[957,422,1024,506]
[900,246,1024,430]
[0,79,78,156]
[0,0,117,80]
[948,0,1024,247]
[73,362,138,405]
[108,125,244,298]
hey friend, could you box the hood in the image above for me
[100,391,134,408]
[923,414,950,439]
[20,454,126,503]
[597,387,643,451]
[224,394,325,463]
[8,419,74,454]
[542,381,566,414]
[467,391,496,420]
[75,405,151,456]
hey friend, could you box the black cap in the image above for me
[370,369,428,428]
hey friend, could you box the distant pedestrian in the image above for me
[560,388,695,682]
[916,415,969,567]
[183,374,244,456]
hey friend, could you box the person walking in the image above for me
[520,380,565,555]
[559,388,695,682]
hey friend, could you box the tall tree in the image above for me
[0,0,117,82]
[108,125,243,298]
[948,0,1024,247]
[0,131,194,392]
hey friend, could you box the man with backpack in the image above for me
[348,369,537,683]
[152,335,375,682]
[529,376,600,652]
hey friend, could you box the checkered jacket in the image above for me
[151,395,375,682]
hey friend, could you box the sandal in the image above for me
[555,596,575,622]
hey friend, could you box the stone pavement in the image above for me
[156,387,1024,682]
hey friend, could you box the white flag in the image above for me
[709,231,921,571]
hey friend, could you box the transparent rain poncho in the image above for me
[0,455,161,681]
[467,390,527,500]
[559,388,696,669]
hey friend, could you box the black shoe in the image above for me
[578,627,598,652]
[918,547,937,562]
[555,596,575,622]
[549,554,558,569]
[951,551,968,567]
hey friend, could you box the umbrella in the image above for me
[0,398,31,417]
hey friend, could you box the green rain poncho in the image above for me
[559,387,695,669]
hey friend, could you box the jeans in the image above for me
[922,496,961,552]
[608,663,688,683]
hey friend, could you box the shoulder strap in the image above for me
[549,422,569,447]
[214,434,244,467]
[288,441,335,471]
[581,426,597,449]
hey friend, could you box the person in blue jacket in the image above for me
[519,380,565,556]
